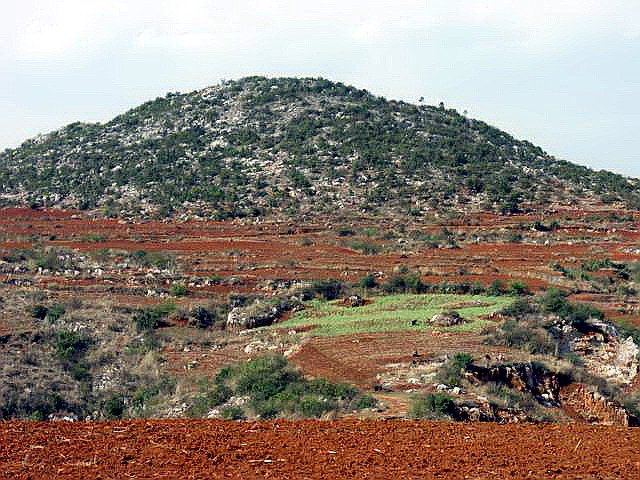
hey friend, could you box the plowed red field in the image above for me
[2,420,639,479]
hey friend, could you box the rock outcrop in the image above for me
[567,319,639,385]
[226,296,303,330]
[429,311,467,327]
[467,363,568,407]
[560,383,636,427]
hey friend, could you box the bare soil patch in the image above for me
[2,420,639,479]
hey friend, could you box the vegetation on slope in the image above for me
[1,76,639,219]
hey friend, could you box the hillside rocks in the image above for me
[465,361,637,426]
[560,383,635,426]
[226,296,303,330]
[227,304,282,330]
[467,363,566,407]
[545,316,640,386]
[568,322,639,385]
[429,311,467,327]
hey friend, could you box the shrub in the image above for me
[1,391,67,421]
[542,289,604,328]
[133,304,175,332]
[383,273,427,294]
[567,303,604,329]
[30,305,48,320]
[190,307,215,329]
[508,282,530,296]
[487,280,505,296]
[500,298,535,317]
[47,305,66,323]
[345,239,380,255]
[298,395,336,417]
[616,322,640,345]
[435,353,473,386]
[484,382,547,419]
[70,362,91,382]
[209,384,233,406]
[53,331,88,361]
[360,273,377,289]
[350,394,377,410]
[312,279,345,300]
[129,250,174,269]
[207,356,376,419]
[133,309,164,332]
[235,356,300,401]
[170,283,188,297]
[483,317,556,355]
[541,289,570,315]
[410,393,456,419]
[103,397,125,419]
[220,405,245,420]
[35,251,67,271]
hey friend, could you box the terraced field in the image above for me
[267,294,514,336]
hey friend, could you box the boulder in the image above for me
[429,311,466,327]
[348,295,365,307]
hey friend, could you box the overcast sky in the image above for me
[1,0,639,177]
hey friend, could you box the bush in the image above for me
[47,305,66,323]
[383,273,427,294]
[190,307,216,329]
[30,305,48,320]
[0,391,67,421]
[542,289,604,328]
[487,280,505,296]
[345,239,380,255]
[206,356,376,419]
[541,289,570,315]
[35,250,68,271]
[483,317,556,355]
[312,279,345,300]
[298,395,336,417]
[435,353,474,386]
[484,382,547,419]
[360,274,377,289]
[220,405,245,420]
[103,397,125,419]
[616,322,640,346]
[350,394,377,410]
[410,393,456,419]
[133,304,175,332]
[170,283,188,297]
[129,250,174,269]
[53,331,88,361]
[133,309,164,332]
[508,282,530,296]
[235,356,300,401]
[500,298,535,317]
[209,384,233,406]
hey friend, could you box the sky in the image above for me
[1,0,639,178]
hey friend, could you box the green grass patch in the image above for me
[265,293,514,336]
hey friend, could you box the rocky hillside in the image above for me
[1,76,639,219]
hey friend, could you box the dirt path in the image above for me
[2,420,639,479]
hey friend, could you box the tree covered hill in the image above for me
[1,76,638,219]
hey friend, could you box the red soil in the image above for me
[4,207,640,306]
[289,333,509,388]
[2,420,639,479]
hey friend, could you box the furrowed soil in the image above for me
[2,420,639,480]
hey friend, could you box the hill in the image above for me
[1,76,639,219]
